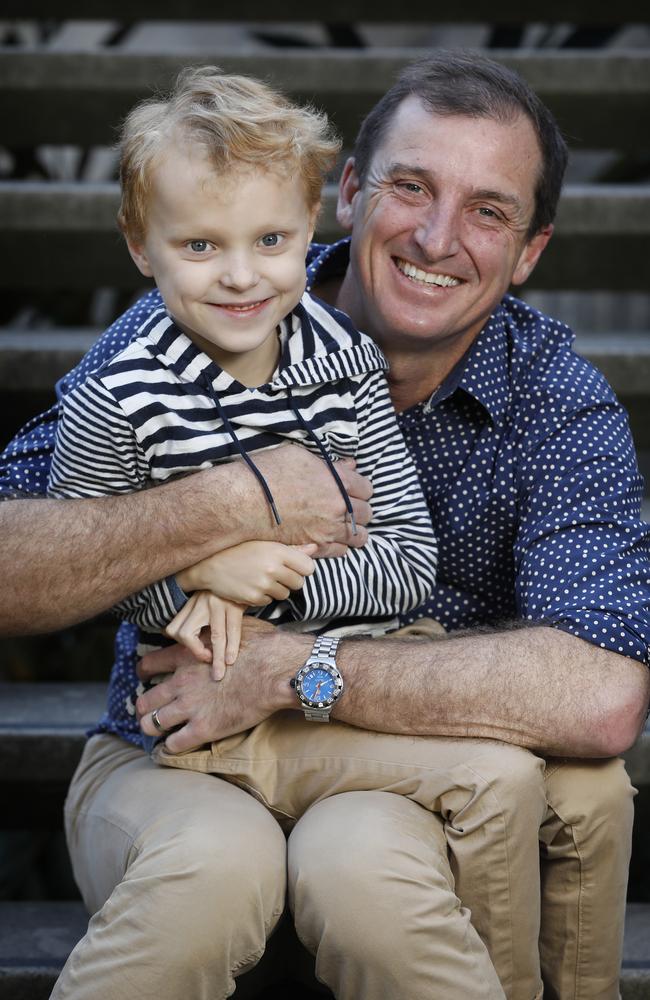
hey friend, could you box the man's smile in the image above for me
[394,257,462,288]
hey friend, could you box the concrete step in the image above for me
[0,330,97,392]
[2,1,642,21]
[2,49,648,150]
[624,905,650,1000]
[573,333,650,398]
[1,329,649,397]
[2,183,649,291]
[0,684,107,783]
[0,901,647,999]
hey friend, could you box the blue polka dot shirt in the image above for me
[308,242,650,661]
[1,239,648,748]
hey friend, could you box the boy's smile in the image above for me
[127,141,319,386]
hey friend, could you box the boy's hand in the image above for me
[165,591,246,681]
[176,540,316,606]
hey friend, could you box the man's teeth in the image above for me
[396,260,460,287]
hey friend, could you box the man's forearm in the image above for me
[138,621,649,757]
[2,447,372,637]
[332,626,650,757]
[0,464,256,635]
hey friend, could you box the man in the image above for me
[1,53,649,999]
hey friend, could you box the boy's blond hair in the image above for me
[118,66,341,244]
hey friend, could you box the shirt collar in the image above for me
[454,307,511,426]
[306,237,351,290]
[307,237,512,427]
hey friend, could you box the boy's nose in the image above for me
[220,253,259,291]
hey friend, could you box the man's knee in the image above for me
[544,756,635,838]
[113,807,287,974]
[288,792,504,1000]
[443,742,547,833]
[166,813,285,902]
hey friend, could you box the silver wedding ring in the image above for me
[151,708,165,734]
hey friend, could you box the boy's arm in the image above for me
[168,540,316,673]
[0,285,375,637]
[285,372,438,623]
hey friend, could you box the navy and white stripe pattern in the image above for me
[48,292,438,634]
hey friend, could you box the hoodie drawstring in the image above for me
[209,388,282,526]
[200,374,357,535]
[288,388,358,536]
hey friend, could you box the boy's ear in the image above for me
[307,202,321,244]
[126,236,154,278]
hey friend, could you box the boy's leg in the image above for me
[157,717,546,998]
[539,756,635,1000]
[53,734,287,1000]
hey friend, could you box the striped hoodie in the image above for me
[48,292,438,637]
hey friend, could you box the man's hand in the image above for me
[254,448,373,557]
[137,618,308,753]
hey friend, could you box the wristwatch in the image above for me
[290,635,344,722]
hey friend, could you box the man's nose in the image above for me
[413,203,462,261]
[219,252,259,291]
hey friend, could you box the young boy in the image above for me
[49,65,438,672]
[47,68,546,996]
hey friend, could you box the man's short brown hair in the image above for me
[353,52,568,238]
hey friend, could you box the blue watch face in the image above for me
[302,666,336,705]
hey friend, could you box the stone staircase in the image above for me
[0,7,648,997]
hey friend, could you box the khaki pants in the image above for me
[52,731,634,1000]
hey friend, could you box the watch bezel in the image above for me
[294,660,344,710]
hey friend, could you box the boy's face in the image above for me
[127,142,319,379]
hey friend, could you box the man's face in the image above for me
[337,96,552,357]
[127,141,318,382]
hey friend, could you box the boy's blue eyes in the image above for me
[186,235,283,252]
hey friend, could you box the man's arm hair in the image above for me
[0,447,372,637]
[137,618,649,758]
[332,625,650,758]
[0,466,251,635]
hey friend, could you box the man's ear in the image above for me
[336,158,361,232]
[511,225,553,287]
[125,236,154,278]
